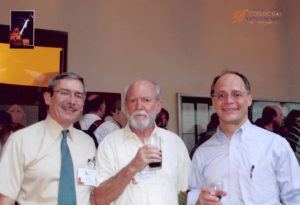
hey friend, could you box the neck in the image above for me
[130,125,155,143]
[219,119,247,139]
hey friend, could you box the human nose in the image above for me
[66,93,77,103]
[223,94,235,103]
[135,99,143,109]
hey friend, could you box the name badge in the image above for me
[78,168,97,187]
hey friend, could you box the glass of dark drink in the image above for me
[145,135,162,169]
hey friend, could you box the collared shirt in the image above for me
[96,125,191,205]
[0,115,96,205]
[188,120,300,205]
[80,113,120,144]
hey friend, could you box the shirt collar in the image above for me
[123,124,160,142]
[216,119,252,142]
[45,115,75,141]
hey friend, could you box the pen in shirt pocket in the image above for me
[250,165,255,178]
[87,156,96,168]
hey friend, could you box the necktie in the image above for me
[58,130,77,205]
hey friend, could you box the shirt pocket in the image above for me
[239,164,278,204]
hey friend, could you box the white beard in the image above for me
[126,104,159,131]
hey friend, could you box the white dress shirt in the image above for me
[188,120,300,205]
[96,125,191,205]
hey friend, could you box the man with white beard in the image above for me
[93,79,191,205]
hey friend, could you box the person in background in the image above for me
[261,105,283,134]
[78,94,107,144]
[284,109,300,165]
[104,101,128,131]
[7,104,25,131]
[0,72,96,205]
[0,111,12,154]
[155,107,169,129]
[94,79,191,205]
[190,113,219,159]
[188,71,300,205]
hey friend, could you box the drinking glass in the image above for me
[208,181,224,199]
[145,135,162,169]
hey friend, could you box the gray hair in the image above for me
[47,72,86,95]
[124,79,162,101]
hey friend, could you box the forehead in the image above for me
[215,73,246,92]
[55,78,84,91]
[127,80,156,98]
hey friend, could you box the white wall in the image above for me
[1,0,299,132]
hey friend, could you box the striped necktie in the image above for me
[58,129,77,205]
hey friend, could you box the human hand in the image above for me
[196,186,226,205]
[129,145,162,172]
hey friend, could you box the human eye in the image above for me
[233,91,243,98]
[129,98,136,103]
[143,98,151,103]
[216,92,226,100]
[59,89,69,96]
[75,92,85,101]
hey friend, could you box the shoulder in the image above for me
[157,128,187,148]
[10,120,46,140]
[72,128,95,146]
[99,128,124,144]
[250,124,286,144]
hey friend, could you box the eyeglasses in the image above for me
[213,90,248,101]
[53,89,86,101]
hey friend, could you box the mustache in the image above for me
[131,110,148,117]
[61,103,79,111]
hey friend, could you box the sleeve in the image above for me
[177,140,191,192]
[275,137,300,204]
[0,133,24,199]
[187,149,205,205]
[95,136,116,186]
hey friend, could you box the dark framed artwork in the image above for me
[10,10,35,48]
[0,24,68,123]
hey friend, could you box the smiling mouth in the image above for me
[222,108,238,112]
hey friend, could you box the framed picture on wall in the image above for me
[10,10,35,48]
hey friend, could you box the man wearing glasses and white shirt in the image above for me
[0,72,96,205]
[188,71,300,205]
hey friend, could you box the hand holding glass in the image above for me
[208,181,224,199]
[145,136,162,169]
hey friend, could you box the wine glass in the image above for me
[208,181,224,199]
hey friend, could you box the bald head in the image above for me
[270,105,283,127]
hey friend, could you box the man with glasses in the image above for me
[0,72,96,205]
[188,71,300,205]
